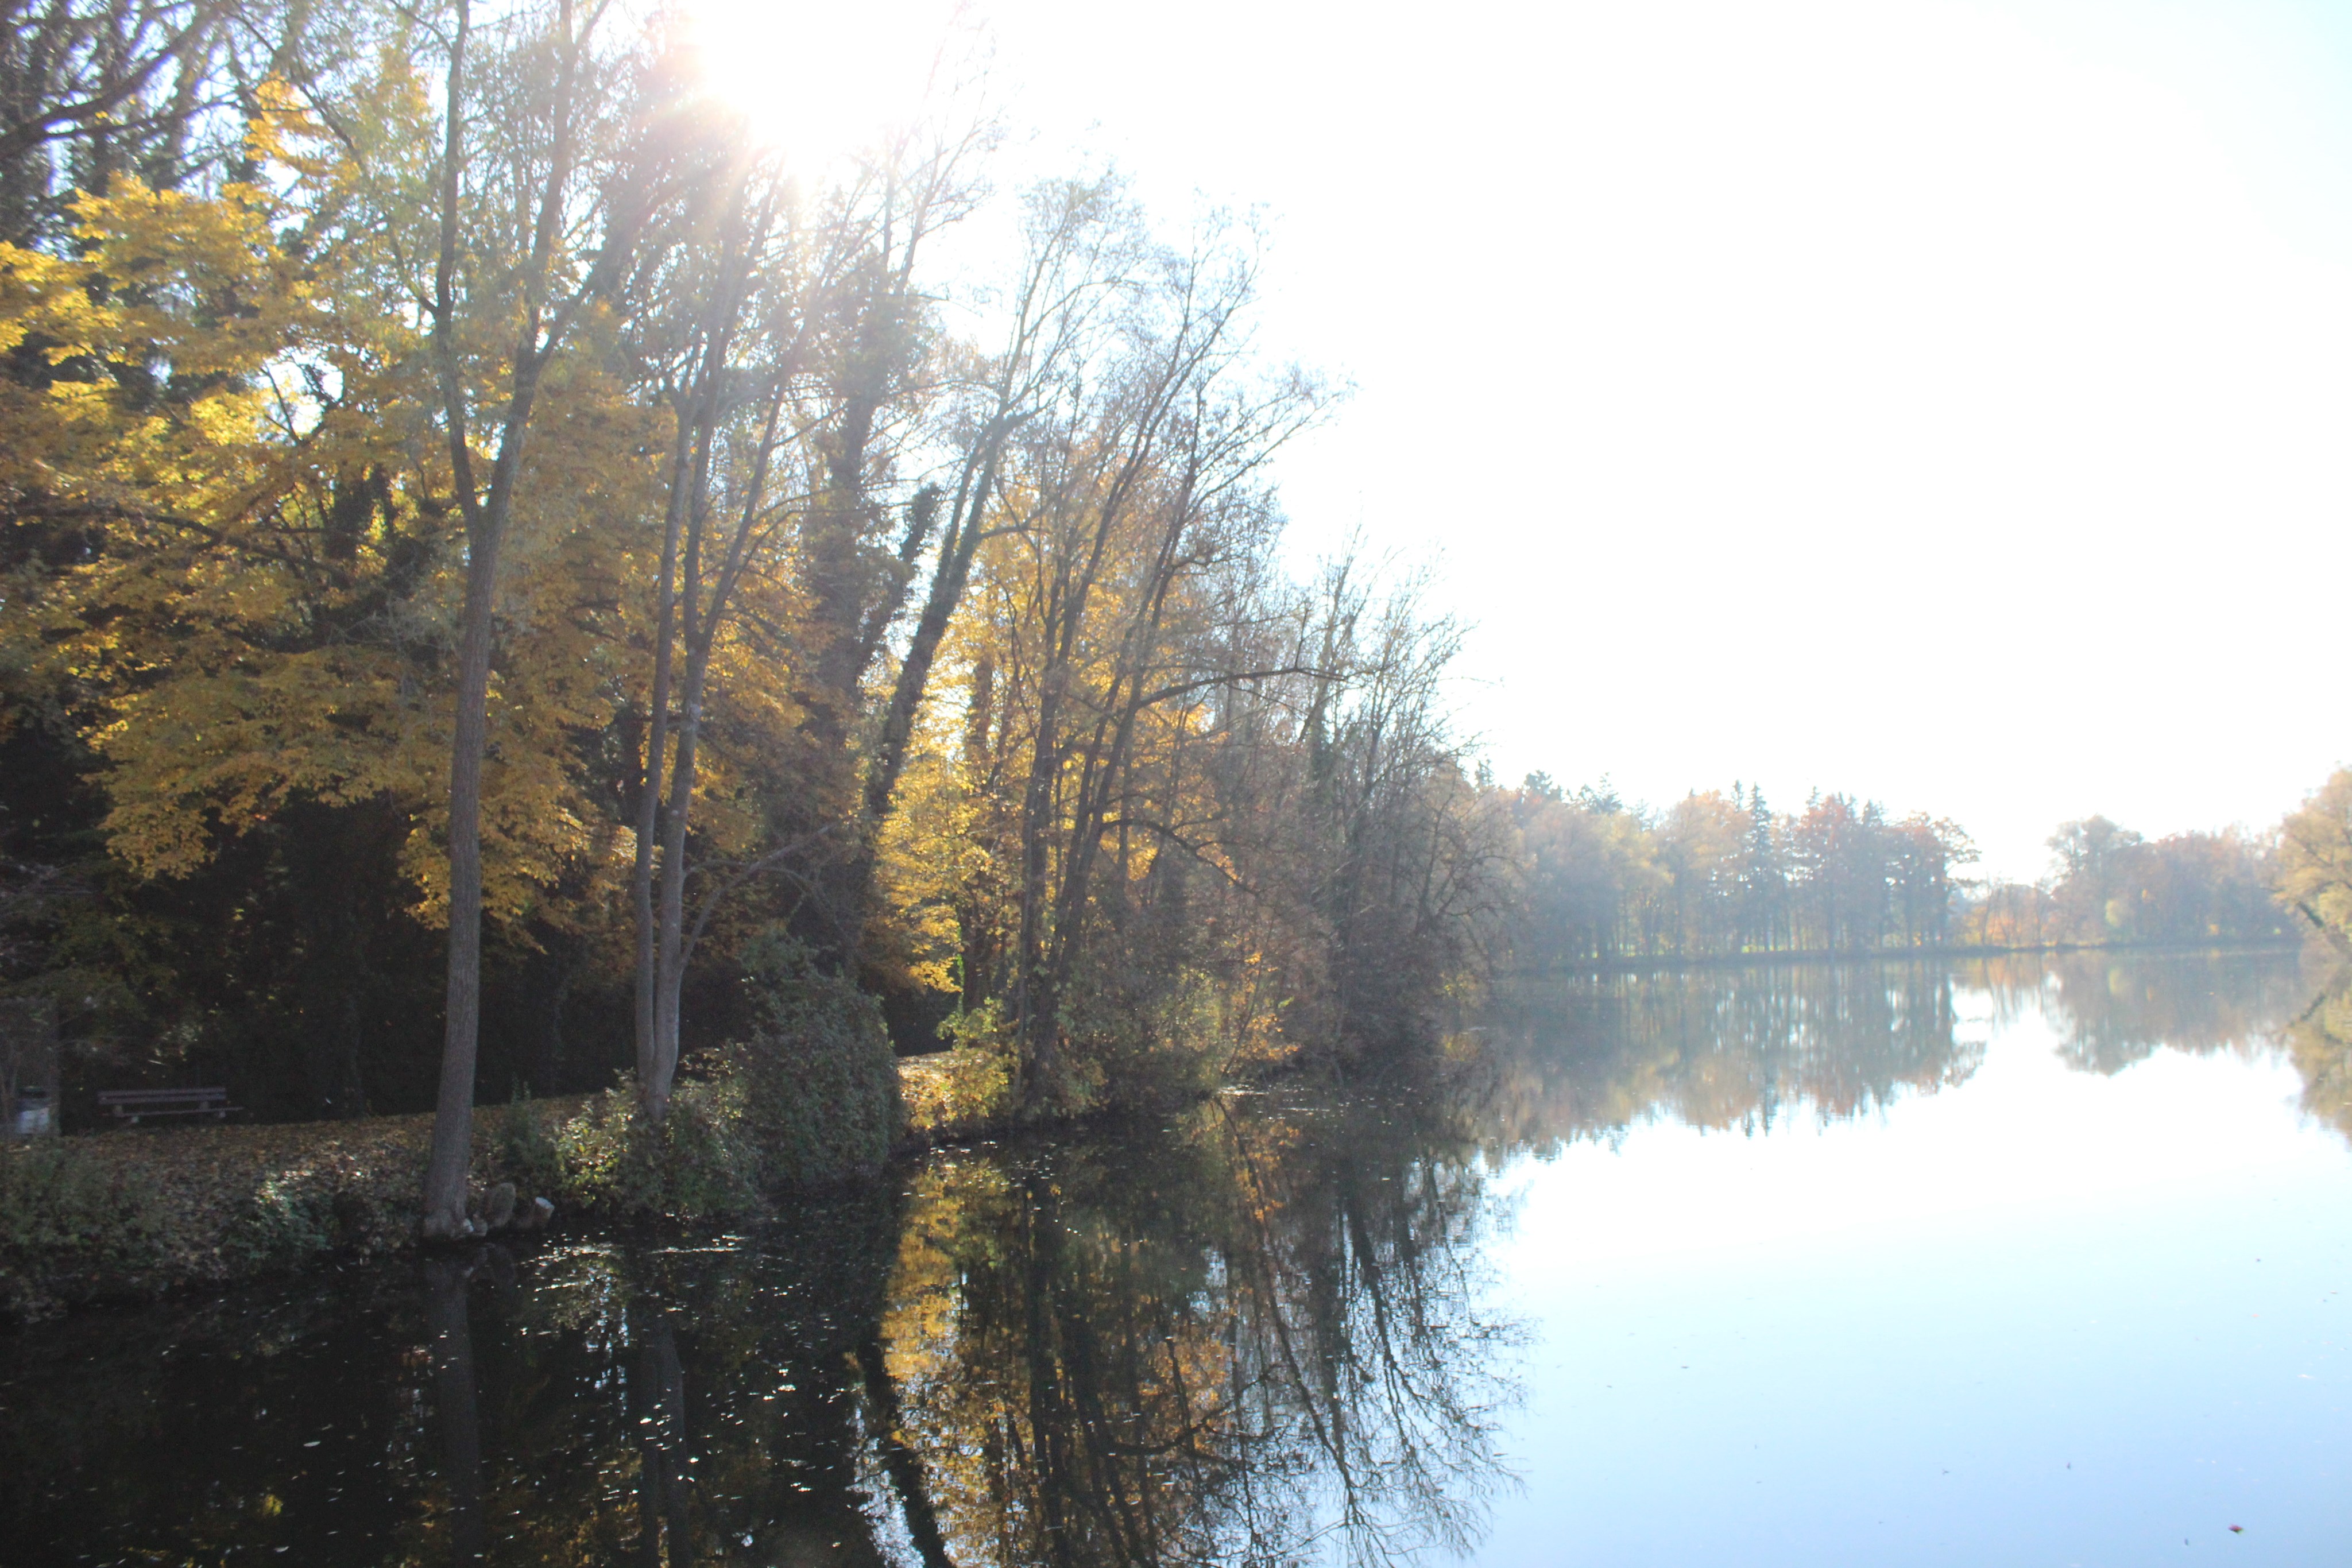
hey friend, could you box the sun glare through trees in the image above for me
[679,0,960,169]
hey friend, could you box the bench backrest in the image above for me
[97,1087,230,1106]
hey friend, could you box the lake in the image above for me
[5,950,2345,1566]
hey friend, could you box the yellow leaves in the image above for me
[2277,769,2352,942]
[97,648,434,878]
[242,76,329,178]
[0,175,311,528]
[0,122,663,937]
[69,178,301,374]
[0,241,79,357]
[868,743,969,994]
[4,177,296,396]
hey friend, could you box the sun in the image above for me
[679,0,961,169]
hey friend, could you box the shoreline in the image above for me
[0,1054,1011,1327]
[1500,939,2305,979]
[6,944,2311,1326]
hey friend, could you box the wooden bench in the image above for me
[96,1087,239,1124]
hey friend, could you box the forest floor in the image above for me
[1,1056,981,1325]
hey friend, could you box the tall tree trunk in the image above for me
[639,368,778,1120]
[419,0,484,1240]
[423,0,606,1237]
[1011,641,1071,1104]
[647,660,705,1120]
[424,493,505,1235]
[632,418,695,1094]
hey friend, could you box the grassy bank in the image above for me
[0,1045,1009,1325]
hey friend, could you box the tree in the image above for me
[417,0,664,1236]
[617,91,1006,1119]
[968,226,1322,1104]
[1,43,660,1117]
[2276,770,2352,959]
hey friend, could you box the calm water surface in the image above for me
[4,950,2347,1566]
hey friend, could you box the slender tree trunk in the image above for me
[639,374,775,1119]
[419,0,482,1240]
[647,663,705,1119]
[1012,660,1066,1102]
[422,0,608,1237]
[632,423,693,1093]
[862,455,1003,827]
[423,511,504,1233]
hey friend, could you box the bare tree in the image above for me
[621,113,991,1118]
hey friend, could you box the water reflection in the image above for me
[1479,962,1982,1152]
[0,1101,1514,1566]
[1966,948,2308,1076]
[424,1255,485,1563]
[2283,965,2352,1139]
[879,1105,1515,1567]
[1,1194,911,1565]
[1477,949,2315,1153]
[0,950,2330,1566]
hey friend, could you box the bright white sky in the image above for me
[741,0,2352,881]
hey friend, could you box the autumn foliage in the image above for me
[0,2,1498,1137]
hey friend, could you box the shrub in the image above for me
[723,933,903,1186]
[0,1141,165,1318]
[907,1000,1020,1137]
[492,1097,567,1197]
[551,1082,763,1222]
[1059,962,1247,1115]
[218,1169,338,1270]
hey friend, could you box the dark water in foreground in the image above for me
[5,950,2348,1566]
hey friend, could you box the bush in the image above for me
[552,1081,763,1222]
[723,934,903,1186]
[218,1169,338,1271]
[492,1097,567,1197]
[535,935,907,1219]
[0,1141,165,1318]
[906,1000,1020,1137]
[1059,962,1251,1115]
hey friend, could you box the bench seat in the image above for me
[96,1087,240,1123]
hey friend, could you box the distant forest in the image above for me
[1500,776,2291,969]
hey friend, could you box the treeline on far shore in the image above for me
[1496,774,2298,971]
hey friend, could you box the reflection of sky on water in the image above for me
[4,954,2341,1566]
[1479,969,2352,1566]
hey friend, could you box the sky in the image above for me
[741,0,2352,881]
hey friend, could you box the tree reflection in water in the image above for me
[2282,963,2352,1140]
[876,1099,1519,1568]
[7,952,2335,1566]
[0,1098,1517,1567]
[1476,950,2316,1151]
[1965,948,2308,1076]
[1968,944,2352,1145]
[1478,962,1983,1150]
[423,1255,486,1564]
